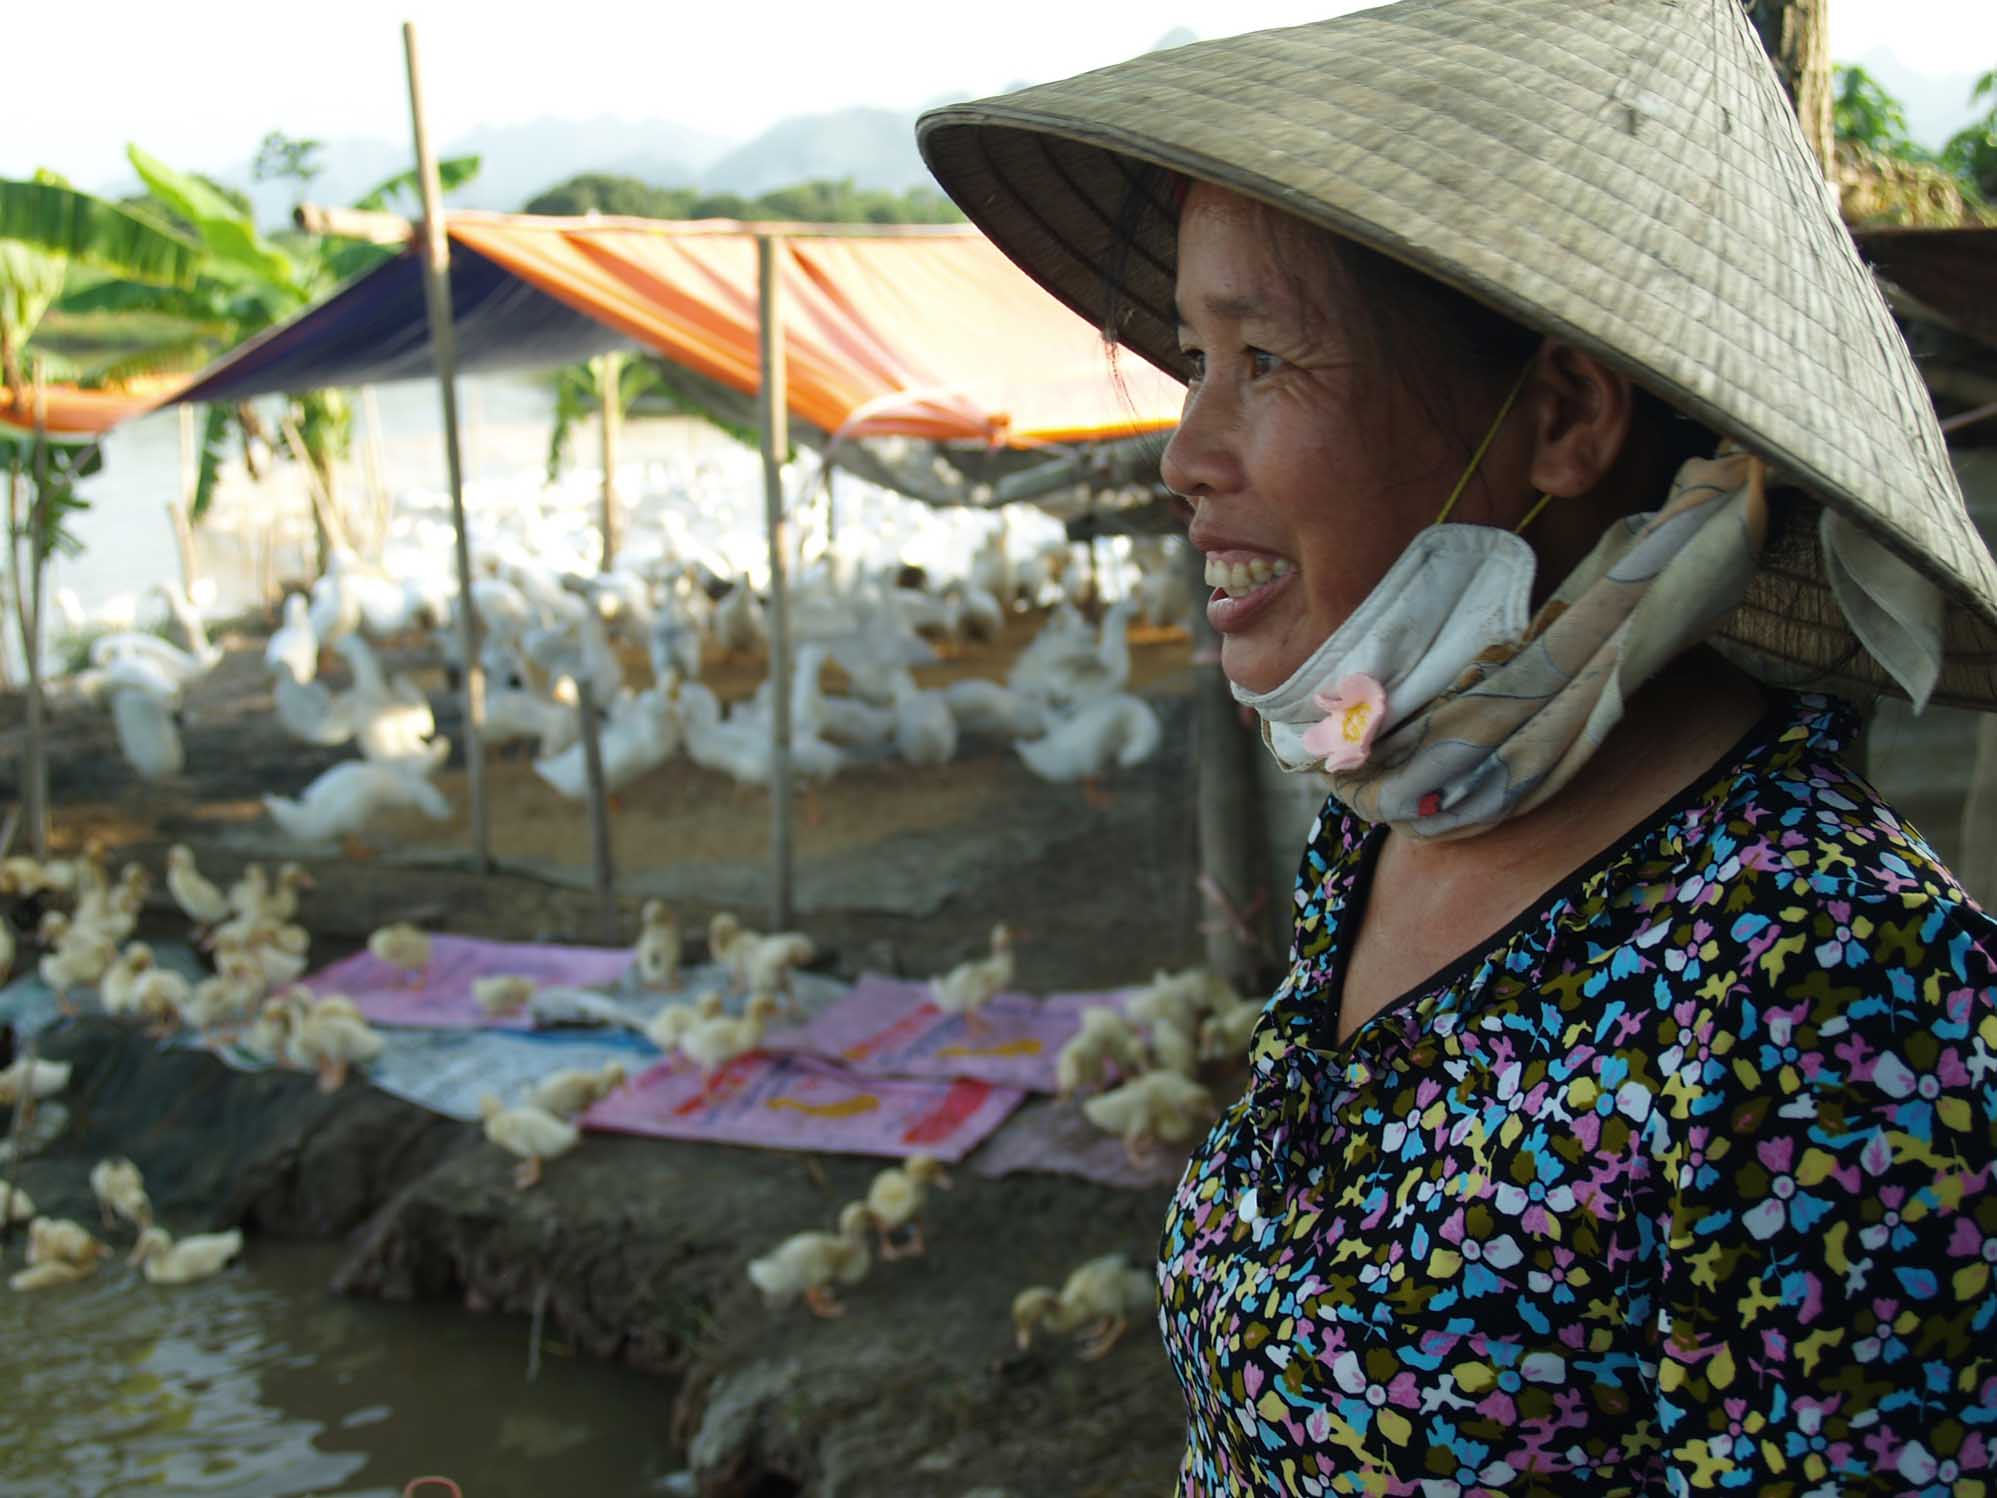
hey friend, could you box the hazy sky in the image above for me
[12,0,1993,188]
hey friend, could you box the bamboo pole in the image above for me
[360,385,391,555]
[21,372,49,860]
[403,20,490,873]
[597,353,622,571]
[758,235,795,929]
[573,678,618,942]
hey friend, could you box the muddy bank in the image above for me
[19,1021,1188,1496]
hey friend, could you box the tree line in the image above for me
[522,173,965,225]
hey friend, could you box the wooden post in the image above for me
[573,678,618,943]
[1187,544,1263,990]
[404,21,490,873]
[757,235,795,929]
[21,373,49,860]
[596,352,622,571]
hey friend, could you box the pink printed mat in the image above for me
[778,974,1131,1093]
[304,935,635,1030]
[582,1051,1024,1163]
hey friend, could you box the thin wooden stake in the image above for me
[758,235,794,929]
[597,352,622,572]
[573,678,617,943]
[404,21,490,873]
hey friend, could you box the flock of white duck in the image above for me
[56,479,1195,853]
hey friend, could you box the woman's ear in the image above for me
[1525,340,1635,498]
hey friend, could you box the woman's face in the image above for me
[1163,183,1518,694]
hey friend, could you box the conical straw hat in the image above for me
[918,0,1997,710]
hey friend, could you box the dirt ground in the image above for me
[2,606,1224,1496]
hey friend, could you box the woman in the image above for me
[920,1,1997,1492]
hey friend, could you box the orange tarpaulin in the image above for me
[445,216,1184,447]
[0,376,189,438]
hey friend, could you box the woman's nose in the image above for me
[1160,384,1236,502]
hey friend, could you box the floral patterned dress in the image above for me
[1159,694,1997,1495]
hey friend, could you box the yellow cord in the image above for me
[1512,491,1556,534]
[1432,360,1537,526]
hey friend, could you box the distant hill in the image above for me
[701,107,931,196]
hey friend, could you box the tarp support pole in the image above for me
[597,351,621,571]
[403,20,490,874]
[758,234,795,929]
[1188,542,1265,992]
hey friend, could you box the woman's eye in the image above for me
[1249,347,1284,377]
[1181,348,1206,380]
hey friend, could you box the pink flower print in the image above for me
[1662,920,1719,981]
[1299,673,1386,772]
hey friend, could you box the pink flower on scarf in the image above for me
[1299,673,1386,771]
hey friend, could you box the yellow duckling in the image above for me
[0,1057,72,1128]
[1080,1070,1215,1164]
[166,844,231,929]
[680,993,779,1074]
[132,968,196,1035]
[930,923,1016,1033]
[263,862,316,924]
[707,912,758,980]
[366,922,432,986]
[746,1201,873,1317]
[0,1182,34,1224]
[635,900,682,989]
[527,1060,627,1119]
[99,942,158,1018]
[478,1093,580,1190]
[1011,1251,1156,1359]
[1055,1006,1150,1098]
[38,922,118,1007]
[862,1153,952,1261]
[27,1216,107,1269]
[89,1156,152,1234]
[241,921,311,988]
[1198,998,1264,1065]
[472,974,537,1017]
[132,1226,244,1285]
[293,996,384,1092]
[644,991,724,1053]
[181,970,261,1033]
[9,1258,99,1292]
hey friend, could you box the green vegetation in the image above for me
[1834,64,1997,211]
[523,172,964,225]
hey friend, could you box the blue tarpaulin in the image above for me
[168,243,630,407]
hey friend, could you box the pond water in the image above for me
[0,1237,682,1496]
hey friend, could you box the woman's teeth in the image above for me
[1203,556,1295,599]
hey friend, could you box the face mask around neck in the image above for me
[1226,360,1547,773]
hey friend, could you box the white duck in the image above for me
[532,686,678,799]
[103,657,184,781]
[336,635,446,769]
[263,760,451,845]
[941,678,1049,740]
[265,593,318,683]
[890,671,958,768]
[680,684,843,786]
[1016,693,1162,784]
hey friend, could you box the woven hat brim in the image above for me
[918,0,1997,711]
